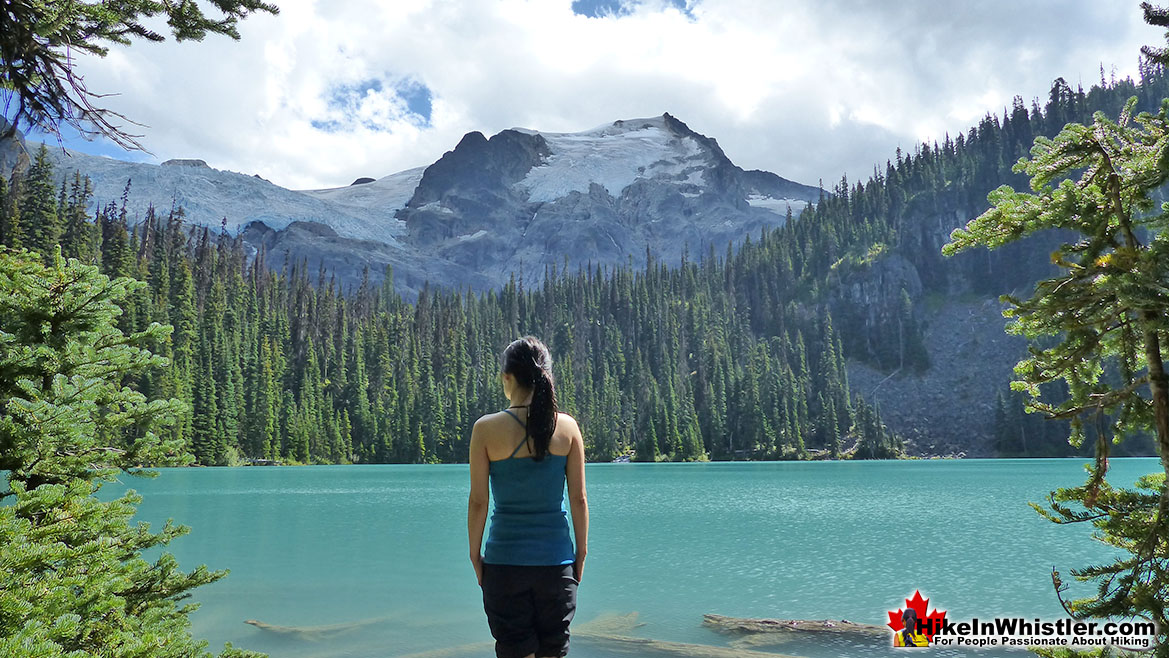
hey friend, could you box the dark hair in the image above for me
[901,608,918,644]
[501,335,558,461]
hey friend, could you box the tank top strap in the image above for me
[497,409,526,430]
[501,409,530,458]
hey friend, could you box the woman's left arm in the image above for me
[468,418,490,586]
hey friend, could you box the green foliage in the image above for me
[18,144,61,259]
[16,17,1169,467]
[0,0,278,149]
[0,159,872,462]
[0,248,188,483]
[1031,647,1127,658]
[59,171,97,263]
[944,96,1169,653]
[1143,2,1169,67]
[0,248,262,657]
[1033,473,1167,643]
[850,396,904,459]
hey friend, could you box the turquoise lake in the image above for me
[113,458,1161,657]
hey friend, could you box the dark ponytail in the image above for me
[502,336,558,461]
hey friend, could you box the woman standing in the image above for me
[468,336,589,658]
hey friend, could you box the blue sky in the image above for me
[310,78,432,133]
[24,124,156,162]
[570,0,693,18]
[7,0,1156,190]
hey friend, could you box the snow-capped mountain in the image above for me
[8,113,822,299]
[395,113,820,293]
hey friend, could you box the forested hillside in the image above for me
[722,63,1169,458]
[2,65,1165,464]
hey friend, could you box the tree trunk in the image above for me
[1142,322,1169,475]
[1141,320,1169,535]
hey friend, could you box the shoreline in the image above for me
[165,455,1159,468]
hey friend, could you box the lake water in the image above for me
[113,458,1161,658]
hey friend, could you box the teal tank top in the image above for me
[483,409,575,566]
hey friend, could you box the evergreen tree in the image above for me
[18,144,61,259]
[1143,2,1169,67]
[945,96,1169,651]
[0,248,261,657]
[100,192,133,278]
[60,171,96,262]
[191,328,222,465]
[167,216,197,449]
[0,175,16,247]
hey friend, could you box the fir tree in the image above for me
[0,175,14,247]
[0,248,262,657]
[60,171,96,262]
[18,144,61,259]
[945,96,1169,651]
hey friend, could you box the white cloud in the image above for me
[56,0,1156,190]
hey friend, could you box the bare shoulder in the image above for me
[473,412,504,432]
[556,413,581,436]
[557,414,585,465]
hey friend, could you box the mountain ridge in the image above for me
[5,113,823,300]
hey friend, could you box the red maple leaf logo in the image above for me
[887,590,947,642]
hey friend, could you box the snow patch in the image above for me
[40,142,418,246]
[515,117,708,203]
[746,194,809,215]
[455,229,489,242]
[417,201,455,214]
[298,166,426,241]
[301,166,424,210]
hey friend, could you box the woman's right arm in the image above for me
[468,418,490,587]
[564,416,589,583]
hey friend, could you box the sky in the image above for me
[12,0,1161,191]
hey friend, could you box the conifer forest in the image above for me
[4,65,1167,466]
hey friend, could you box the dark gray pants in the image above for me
[481,563,578,658]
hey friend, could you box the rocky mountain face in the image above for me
[825,201,1070,457]
[5,113,821,300]
[0,118,31,176]
[398,114,820,287]
[846,296,1028,457]
[0,115,1046,456]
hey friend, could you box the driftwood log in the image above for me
[703,613,885,636]
[243,615,394,641]
[703,613,887,650]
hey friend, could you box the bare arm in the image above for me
[468,419,490,586]
[564,416,589,582]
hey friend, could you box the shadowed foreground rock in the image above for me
[251,612,812,658]
[400,613,810,657]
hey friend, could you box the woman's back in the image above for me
[484,409,575,565]
[479,407,574,461]
[467,335,588,658]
